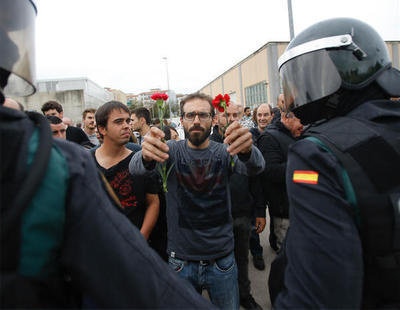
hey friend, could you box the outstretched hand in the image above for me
[224,121,253,155]
[142,127,169,163]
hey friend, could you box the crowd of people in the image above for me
[1,1,400,309]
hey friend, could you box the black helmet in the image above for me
[278,17,400,124]
[0,0,37,99]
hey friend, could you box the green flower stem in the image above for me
[156,99,173,193]
[221,101,235,168]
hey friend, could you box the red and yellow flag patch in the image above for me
[293,170,319,184]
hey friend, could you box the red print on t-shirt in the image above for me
[109,170,137,211]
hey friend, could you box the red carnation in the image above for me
[150,93,168,101]
[213,94,231,112]
[212,94,234,167]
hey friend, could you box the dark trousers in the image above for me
[233,216,252,299]
[249,217,263,257]
[269,215,277,250]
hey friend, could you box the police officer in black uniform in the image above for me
[270,17,400,309]
[0,1,216,308]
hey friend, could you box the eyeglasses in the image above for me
[52,129,66,136]
[183,112,212,121]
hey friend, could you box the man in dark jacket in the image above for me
[211,102,266,310]
[249,103,274,269]
[257,110,303,251]
[249,103,273,143]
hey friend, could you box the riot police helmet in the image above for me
[278,17,400,124]
[0,0,37,102]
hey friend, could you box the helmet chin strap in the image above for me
[326,92,341,110]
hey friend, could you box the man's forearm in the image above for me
[129,151,155,176]
[140,194,160,240]
[234,145,265,176]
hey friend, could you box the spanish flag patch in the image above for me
[293,170,319,184]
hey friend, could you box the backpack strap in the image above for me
[306,116,400,263]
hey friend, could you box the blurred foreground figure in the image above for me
[0,1,216,308]
[270,17,400,309]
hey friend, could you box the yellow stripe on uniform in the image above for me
[293,170,319,184]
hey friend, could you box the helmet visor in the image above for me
[280,49,341,112]
[0,0,36,96]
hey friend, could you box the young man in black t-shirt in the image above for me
[92,101,159,239]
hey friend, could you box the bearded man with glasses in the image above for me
[129,92,265,310]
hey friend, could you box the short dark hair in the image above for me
[46,115,63,125]
[244,107,250,113]
[180,92,215,117]
[41,100,63,114]
[95,101,130,137]
[132,107,151,125]
[82,108,97,119]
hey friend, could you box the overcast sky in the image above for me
[35,0,400,95]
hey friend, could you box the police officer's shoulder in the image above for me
[53,138,96,173]
[289,136,339,166]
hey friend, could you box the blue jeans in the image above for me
[168,252,239,310]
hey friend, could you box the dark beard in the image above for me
[184,125,211,147]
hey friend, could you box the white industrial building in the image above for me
[13,77,114,124]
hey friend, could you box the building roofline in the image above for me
[198,41,289,91]
[37,77,90,83]
[37,77,112,93]
[198,39,400,92]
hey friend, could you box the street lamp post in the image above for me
[162,57,172,118]
[287,0,295,40]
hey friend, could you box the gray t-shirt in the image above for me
[129,139,265,260]
[86,133,100,146]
